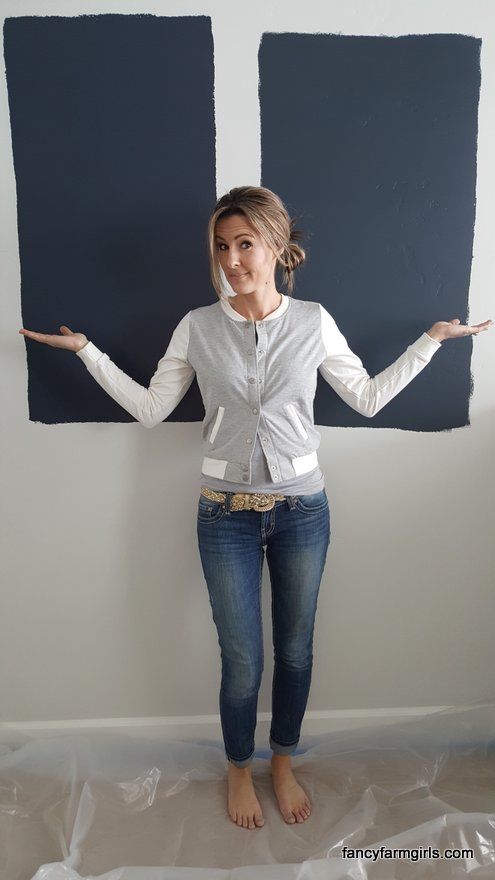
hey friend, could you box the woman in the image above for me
[19,186,492,831]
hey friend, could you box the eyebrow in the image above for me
[214,232,255,242]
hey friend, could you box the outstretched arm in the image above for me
[318,306,445,418]
[74,311,196,427]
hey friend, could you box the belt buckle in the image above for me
[251,493,275,512]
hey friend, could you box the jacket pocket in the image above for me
[284,402,309,441]
[208,405,225,444]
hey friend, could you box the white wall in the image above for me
[2,0,494,732]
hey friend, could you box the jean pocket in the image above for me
[293,490,328,514]
[197,496,226,524]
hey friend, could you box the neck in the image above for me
[229,289,283,321]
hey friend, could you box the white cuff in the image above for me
[423,332,442,347]
[75,340,105,363]
[410,332,442,360]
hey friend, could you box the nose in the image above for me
[226,248,241,269]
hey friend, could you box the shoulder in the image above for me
[190,301,221,315]
[289,297,326,312]
[288,297,331,323]
[188,301,222,323]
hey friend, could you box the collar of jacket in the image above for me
[219,292,290,322]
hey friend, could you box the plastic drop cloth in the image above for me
[1,701,495,880]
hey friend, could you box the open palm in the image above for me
[429,317,493,341]
[18,325,88,352]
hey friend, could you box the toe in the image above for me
[255,815,265,827]
[285,812,296,823]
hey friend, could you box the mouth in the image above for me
[230,273,248,279]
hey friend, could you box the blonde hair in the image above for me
[206,186,306,299]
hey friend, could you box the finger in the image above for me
[476,319,494,329]
[19,329,50,341]
[470,320,493,334]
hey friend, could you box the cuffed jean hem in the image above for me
[227,751,255,768]
[269,734,299,756]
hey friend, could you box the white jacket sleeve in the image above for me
[75,311,196,428]
[318,304,442,418]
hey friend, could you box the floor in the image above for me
[1,702,495,879]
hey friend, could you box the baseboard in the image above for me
[0,705,450,744]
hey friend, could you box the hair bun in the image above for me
[286,240,306,272]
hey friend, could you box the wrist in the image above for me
[426,328,443,343]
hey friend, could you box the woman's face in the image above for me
[214,213,279,296]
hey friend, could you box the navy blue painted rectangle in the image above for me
[259,33,481,430]
[5,14,215,423]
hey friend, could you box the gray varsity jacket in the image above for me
[75,293,442,485]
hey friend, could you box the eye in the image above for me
[216,240,253,250]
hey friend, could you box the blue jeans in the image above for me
[196,488,331,768]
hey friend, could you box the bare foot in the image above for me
[227,763,265,829]
[271,754,312,824]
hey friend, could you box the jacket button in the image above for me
[248,377,255,384]
[273,474,279,481]
[246,438,253,444]
[252,408,258,414]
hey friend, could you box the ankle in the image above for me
[228,762,252,775]
[271,753,292,768]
